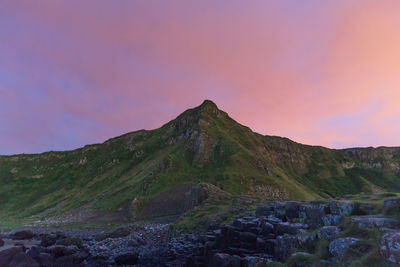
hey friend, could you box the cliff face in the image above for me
[0,100,399,222]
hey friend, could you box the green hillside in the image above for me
[1,100,400,224]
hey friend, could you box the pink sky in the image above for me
[1,1,400,154]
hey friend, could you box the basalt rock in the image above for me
[329,237,359,258]
[11,230,35,240]
[352,215,398,228]
[380,231,400,264]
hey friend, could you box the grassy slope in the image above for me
[0,100,399,223]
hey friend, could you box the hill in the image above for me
[1,100,400,224]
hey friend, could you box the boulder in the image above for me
[9,252,40,267]
[46,245,78,258]
[11,230,35,240]
[95,227,130,241]
[380,231,400,264]
[329,237,359,257]
[114,253,139,266]
[85,255,109,267]
[0,239,4,247]
[54,255,80,267]
[352,215,398,228]
[40,233,57,247]
[317,226,339,241]
[275,234,298,262]
[208,253,241,267]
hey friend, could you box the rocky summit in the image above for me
[1,100,400,266]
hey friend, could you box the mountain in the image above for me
[1,100,400,224]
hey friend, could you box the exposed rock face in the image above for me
[317,226,340,241]
[9,252,40,267]
[380,231,400,264]
[329,237,359,257]
[136,182,228,222]
[114,253,139,266]
[352,215,398,228]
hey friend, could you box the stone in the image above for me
[275,235,298,262]
[352,215,398,228]
[329,237,359,257]
[383,198,400,208]
[46,245,78,258]
[284,201,303,220]
[40,233,57,247]
[208,253,241,267]
[275,222,307,236]
[56,237,83,248]
[95,227,130,241]
[321,214,342,226]
[85,256,109,267]
[0,239,4,247]
[11,230,35,240]
[0,247,24,266]
[330,201,354,216]
[38,253,55,267]
[317,226,339,241]
[261,222,274,236]
[242,255,271,267]
[380,231,400,264]
[114,253,139,265]
[9,252,40,267]
[300,205,328,228]
[54,255,80,267]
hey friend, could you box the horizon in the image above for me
[2,1,400,154]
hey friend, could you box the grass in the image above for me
[1,100,400,227]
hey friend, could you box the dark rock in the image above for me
[9,252,40,267]
[284,201,303,220]
[383,198,400,208]
[275,234,297,262]
[56,237,83,248]
[208,253,241,267]
[72,251,89,263]
[317,226,339,241]
[55,255,82,267]
[11,230,35,240]
[26,246,41,261]
[85,255,109,267]
[46,245,78,258]
[38,253,55,267]
[300,205,327,228]
[321,214,342,226]
[95,227,130,241]
[329,237,359,257]
[242,255,270,267]
[0,239,4,247]
[352,215,398,228]
[275,222,307,235]
[40,233,58,247]
[115,253,139,266]
[380,231,400,264]
[261,222,274,236]
[0,246,24,266]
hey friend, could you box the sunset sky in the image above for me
[1,1,400,154]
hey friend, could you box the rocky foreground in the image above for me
[2,196,400,266]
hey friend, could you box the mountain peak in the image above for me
[197,100,220,116]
